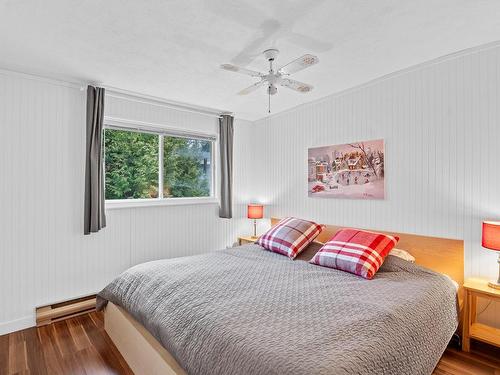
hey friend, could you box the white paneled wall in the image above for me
[251,44,500,327]
[0,71,253,334]
[2,42,500,334]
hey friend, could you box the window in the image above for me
[163,137,212,198]
[104,125,215,204]
[104,129,159,199]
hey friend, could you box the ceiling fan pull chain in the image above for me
[268,90,271,113]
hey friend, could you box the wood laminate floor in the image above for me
[0,312,499,375]
[0,312,133,375]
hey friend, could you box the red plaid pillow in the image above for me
[257,217,324,259]
[310,228,399,279]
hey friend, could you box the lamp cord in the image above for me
[476,300,492,317]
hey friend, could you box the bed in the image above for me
[97,219,464,375]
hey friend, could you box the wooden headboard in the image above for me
[270,217,464,293]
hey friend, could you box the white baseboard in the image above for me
[0,315,35,336]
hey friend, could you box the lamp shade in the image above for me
[247,204,264,219]
[482,221,500,251]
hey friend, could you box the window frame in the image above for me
[103,118,218,209]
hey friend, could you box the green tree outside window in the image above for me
[104,128,212,200]
[164,137,211,198]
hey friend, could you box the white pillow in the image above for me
[389,248,415,263]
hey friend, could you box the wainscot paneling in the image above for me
[250,43,500,328]
[0,71,253,334]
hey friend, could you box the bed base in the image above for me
[104,302,186,375]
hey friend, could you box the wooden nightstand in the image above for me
[238,236,258,246]
[462,277,500,352]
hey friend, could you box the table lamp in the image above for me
[247,204,264,238]
[482,220,500,289]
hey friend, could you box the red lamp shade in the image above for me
[247,204,264,219]
[482,221,500,251]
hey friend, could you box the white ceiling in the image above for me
[1,0,500,120]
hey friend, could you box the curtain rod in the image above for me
[0,69,234,119]
[85,83,233,119]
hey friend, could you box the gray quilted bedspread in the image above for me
[97,244,458,375]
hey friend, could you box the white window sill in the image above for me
[106,197,219,210]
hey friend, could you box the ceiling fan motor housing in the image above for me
[268,84,278,95]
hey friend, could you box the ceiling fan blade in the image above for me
[278,54,319,75]
[280,78,313,93]
[238,81,266,95]
[220,64,264,78]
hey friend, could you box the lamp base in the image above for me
[489,253,500,290]
[488,280,500,290]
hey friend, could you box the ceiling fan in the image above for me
[220,49,319,113]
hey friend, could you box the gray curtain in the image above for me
[219,114,234,218]
[84,85,106,234]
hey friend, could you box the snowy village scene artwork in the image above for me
[308,139,385,199]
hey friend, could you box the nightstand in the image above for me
[462,277,500,352]
[238,236,258,246]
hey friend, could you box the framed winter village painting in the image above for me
[308,139,385,199]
